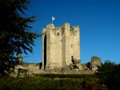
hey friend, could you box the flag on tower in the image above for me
[52,16,55,21]
[52,16,55,24]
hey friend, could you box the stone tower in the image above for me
[42,23,80,69]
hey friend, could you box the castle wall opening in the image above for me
[44,35,47,69]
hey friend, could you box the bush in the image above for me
[0,74,105,90]
[96,61,120,90]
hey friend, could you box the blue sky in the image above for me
[24,0,120,64]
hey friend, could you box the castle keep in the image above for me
[10,23,102,77]
[42,23,80,69]
[11,23,102,77]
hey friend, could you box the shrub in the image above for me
[96,61,120,90]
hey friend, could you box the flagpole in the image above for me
[52,16,55,24]
[52,19,53,24]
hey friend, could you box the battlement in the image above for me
[42,23,80,36]
[46,24,55,29]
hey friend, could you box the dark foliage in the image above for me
[0,75,107,90]
[0,0,39,76]
[96,61,120,90]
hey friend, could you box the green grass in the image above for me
[0,74,108,90]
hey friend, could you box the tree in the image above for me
[96,61,120,90]
[0,0,39,76]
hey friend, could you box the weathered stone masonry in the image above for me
[42,23,80,69]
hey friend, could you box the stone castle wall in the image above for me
[42,23,80,69]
